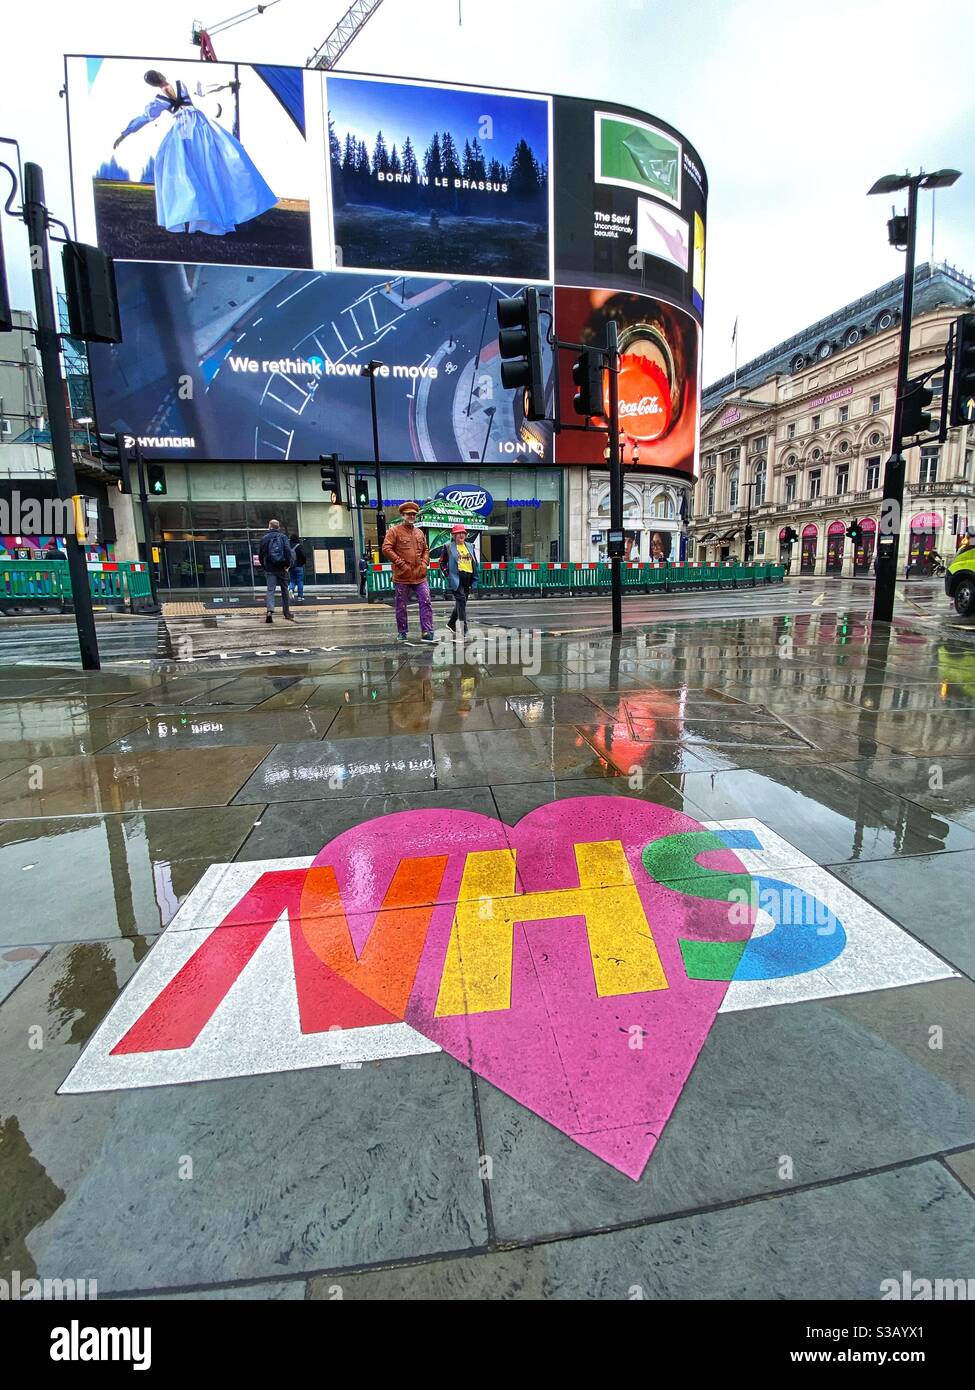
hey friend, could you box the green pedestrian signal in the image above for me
[147,464,167,496]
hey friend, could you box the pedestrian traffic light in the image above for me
[782,526,799,545]
[901,376,934,437]
[846,521,862,546]
[319,453,341,504]
[496,287,546,421]
[950,312,975,429]
[147,464,167,496]
[571,346,604,417]
[355,477,370,508]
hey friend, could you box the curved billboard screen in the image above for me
[65,57,706,479]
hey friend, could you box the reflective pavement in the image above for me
[2,604,975,1298]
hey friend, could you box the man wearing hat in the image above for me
[381,501,434,642]
[440,521,479,633]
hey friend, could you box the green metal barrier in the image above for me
[0,559,69,610]
[478,561,509,592]
[362,558,786,601]
[570,562,604,593]
[509,562,542,593]
[542,562,574,591]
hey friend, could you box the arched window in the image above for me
[653,495,675,519]
[753,458,767,506]
[705,474,716,514]
[729,467,740,509]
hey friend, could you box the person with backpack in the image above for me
[440,522,478,633]
[258,519,295,624]
[289,534,306,601]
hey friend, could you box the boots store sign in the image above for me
[434,486,493,517]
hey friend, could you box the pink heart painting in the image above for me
[299,797,753,1180]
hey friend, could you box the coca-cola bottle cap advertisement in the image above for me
[553,288,699,474]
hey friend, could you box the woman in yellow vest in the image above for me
[440,522,479,633]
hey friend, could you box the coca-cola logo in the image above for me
[619,396,664,418]
[612,353,672,441]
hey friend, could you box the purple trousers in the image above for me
[394,580,433,636]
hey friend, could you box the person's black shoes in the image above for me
[265,613,273,624]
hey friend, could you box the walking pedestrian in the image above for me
[258,518,294,624]
[440,522,478,633]
[289,534,306,601]
[358,552,369,597]
[381,501,433,643]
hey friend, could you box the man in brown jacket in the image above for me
[381,500,434,642]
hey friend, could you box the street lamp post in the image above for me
[366,360,386,548]
[867,168,960,624]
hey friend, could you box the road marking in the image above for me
[60,804,954,1181]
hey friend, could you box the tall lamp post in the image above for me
[365,360,387,548]
[867,168,960,624]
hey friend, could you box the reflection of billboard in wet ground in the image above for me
[327,75,551,280]
[87,262,554,465]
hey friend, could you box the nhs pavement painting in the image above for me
[60,797,956,1180]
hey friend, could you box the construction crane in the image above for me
[192,0,391,67]
[192,2,284,62]
[307,0,387,69]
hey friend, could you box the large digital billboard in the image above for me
[326,75,551,281]
[87,263,555,465]
[66,56,706,478]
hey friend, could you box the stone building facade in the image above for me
[690,263,975,576]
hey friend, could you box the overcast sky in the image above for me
[2,0,973,385]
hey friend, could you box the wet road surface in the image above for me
[2,595,975,1299]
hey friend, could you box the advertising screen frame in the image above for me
[63,53,707,480]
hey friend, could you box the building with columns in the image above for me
[690,262,975,576]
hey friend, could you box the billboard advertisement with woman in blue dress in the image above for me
[66,56,319,269]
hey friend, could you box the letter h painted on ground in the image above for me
[435,839,667,1015]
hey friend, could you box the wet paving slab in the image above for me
[231,735,436,803]
[0,807,262,947]
[0,940,486,1289]
[659,761,975,865]
[304,1162,975,1300]
[101,709,338,753]
[0,745,271,817]
[433,727,620,787]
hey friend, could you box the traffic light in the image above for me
[846,521,863,546]
[782,527,799,545]
[901,376,934,438]
[571,346,604,417]
[354,477,371,508]
[496,287,546,421]
[319,453,341,504]
[950,312,975,429]
[61,241,122,344]
[147,464,167,496]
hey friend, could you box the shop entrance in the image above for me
[825,522,845,574]
[800,524,818,573]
